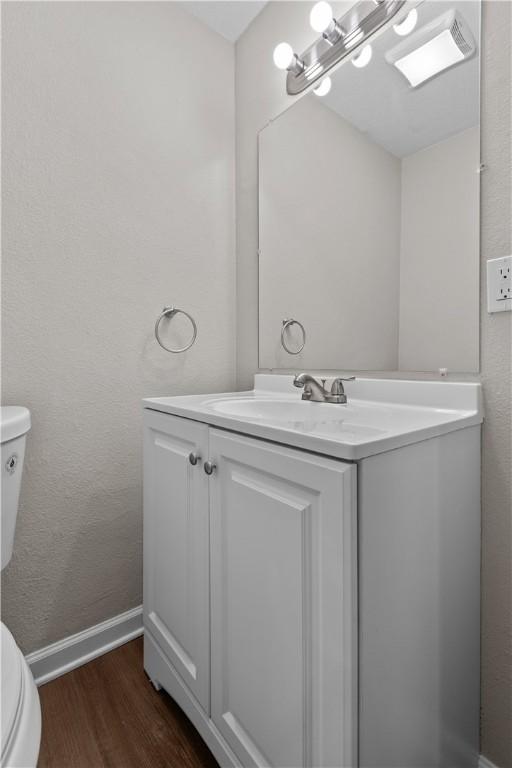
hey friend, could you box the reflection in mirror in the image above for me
[259,0,480,373]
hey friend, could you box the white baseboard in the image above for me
[26,605,143,686]
[480,756,500,768]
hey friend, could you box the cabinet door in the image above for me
[143,410,210,711]
[209,430,357,768]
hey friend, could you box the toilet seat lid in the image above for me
[1,622,24,753]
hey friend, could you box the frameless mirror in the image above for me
[258,0,480,372]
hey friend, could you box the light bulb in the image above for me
[313,76,332,96]
[351,44,372,68]
[310,1,334,33]
[273,42,294,70]
[393,8,418,36]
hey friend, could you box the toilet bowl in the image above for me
[1,406,41,768]
[1,623,41,768]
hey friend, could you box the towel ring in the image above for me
[155,306,197,353]
[281,318,306,355]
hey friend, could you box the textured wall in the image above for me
[480,2,512,765]
[236,1,511,763]
[1,1,235,653]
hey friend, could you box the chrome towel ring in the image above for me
[155,306,197,353]
[281,318,306,355]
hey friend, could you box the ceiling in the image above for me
[181,1,268,42]
[321,0,480,157]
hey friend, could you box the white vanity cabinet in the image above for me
[143,375,482,768]
[144,410,357,768]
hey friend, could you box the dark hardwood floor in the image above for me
[38,637,219,768]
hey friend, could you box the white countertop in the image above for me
[143,374,483,460]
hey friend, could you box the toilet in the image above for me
[1,407,41,768]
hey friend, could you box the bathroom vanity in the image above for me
[143,375,482,768]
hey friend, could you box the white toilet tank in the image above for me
[1,406,31,570]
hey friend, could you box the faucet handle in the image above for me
[321,378,327,389]
[331,376,356,395]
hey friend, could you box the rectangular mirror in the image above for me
[259,0,480,373]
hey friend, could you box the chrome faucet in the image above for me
[293,373,355,404]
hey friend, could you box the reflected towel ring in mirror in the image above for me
[281,318,306,355]
[155,306,197,353]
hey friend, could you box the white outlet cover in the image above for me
[487,255,512,313]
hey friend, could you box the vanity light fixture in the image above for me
[310,2,344,45]
[280,0,405,95]
[313,76,332,95]
[386,10,476,87]
[351,44,373,68]
[273,42,305,74]
[393,7,418,36]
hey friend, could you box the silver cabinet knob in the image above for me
[189,452,201,466]
[204,461,216,476]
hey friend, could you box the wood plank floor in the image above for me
[38,637,219,768]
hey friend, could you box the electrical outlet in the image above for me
[487,255,512,313]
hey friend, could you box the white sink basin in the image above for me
[207,397,387,439]
[144,375,482,460]
[209,397,348,422]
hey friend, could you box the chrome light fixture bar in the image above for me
[286,0,406,95]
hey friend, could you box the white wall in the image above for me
[259,95,400,370]
[1,1,235,653]
[399,127,480,372]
